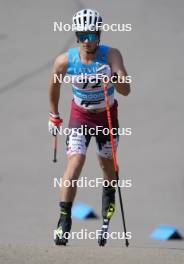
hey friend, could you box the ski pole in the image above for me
[103,79,129,247]
[53,134,58,163]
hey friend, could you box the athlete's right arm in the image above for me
[48,52,68,114]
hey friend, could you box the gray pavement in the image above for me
[0,245,184,264]
[0,0,184,262]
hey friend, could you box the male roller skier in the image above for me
[48,9,130,245]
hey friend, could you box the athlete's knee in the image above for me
[65,154,85,180]
[98,156,115,173]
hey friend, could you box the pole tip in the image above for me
[125,240,129,247]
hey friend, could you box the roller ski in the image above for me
[98,218,110,246]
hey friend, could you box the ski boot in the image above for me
[54,202,72,246]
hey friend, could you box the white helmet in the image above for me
[72,9,103,31]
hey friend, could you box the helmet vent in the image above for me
[89,16,92,25]
[94,17,97,25]
[72,9,103,32]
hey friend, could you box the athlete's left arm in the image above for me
[108,48,131,96]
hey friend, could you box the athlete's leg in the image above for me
[60,154,86,202]
[60,129,91,202]
[97,155,117,219]
[97,155,117,181]
[55,154,85,245]
[55,130,90,245]
[96,132,119,220]
[96,155,118,246]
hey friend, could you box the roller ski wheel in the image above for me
[98,219,110,247]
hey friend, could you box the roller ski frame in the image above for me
[98,218,110,246]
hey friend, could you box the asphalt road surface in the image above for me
[0,0,184,263]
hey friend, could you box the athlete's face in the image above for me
[76,31,100,53]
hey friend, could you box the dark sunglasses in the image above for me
[76,32,98,42]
